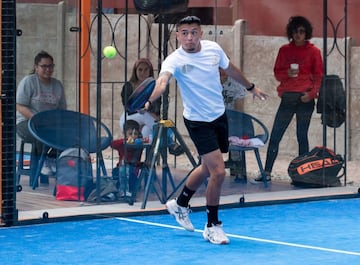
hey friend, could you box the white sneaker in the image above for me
[249,173,271,184]
[203,223,230,244]
[40,164,53,176]
[41,159,56,176]
[166,199,194,232]
[119,191,132,198]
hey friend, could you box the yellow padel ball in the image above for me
[103,46,117,59]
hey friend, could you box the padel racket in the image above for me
[126,77,155,113]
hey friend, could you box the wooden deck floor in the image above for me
[16,167,293,211]
[15,164,360,224]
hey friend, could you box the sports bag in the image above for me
[56,147,93,201]
[288,146,344,188]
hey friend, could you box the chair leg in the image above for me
[17,140,38,187]
[98,152,108,176]
[240,151,247,181]
[16,140,25,186]
[254,149,268,187]
[29,144,39,186]
[32,148,47,190]
[227,151,247,181]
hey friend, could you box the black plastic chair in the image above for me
[28,109,113,189]
[225,109,269,187]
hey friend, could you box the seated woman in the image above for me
[120,58,161,140]
[120,58,183,155]
[16,50,67,180]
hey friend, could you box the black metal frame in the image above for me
[1,0,17,226]
[322,0,348,184]
[139,120,197,209]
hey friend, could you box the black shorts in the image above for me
[184,112,229,156]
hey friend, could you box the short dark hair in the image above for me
[177,16,201,30]
[34,50,53,65]
[124,120,140,132]
[286,16,313,41]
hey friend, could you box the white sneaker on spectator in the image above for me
[47,157,57,173]
[166,198,194,232]
[40,159,56,176]
[203,222,230,245]
[119,191,132,198]
[250,172,271,184]
[40,164,53,176]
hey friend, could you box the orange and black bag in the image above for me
[288,146,344,188]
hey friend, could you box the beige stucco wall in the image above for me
[15,3,358,163]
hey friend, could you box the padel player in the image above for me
[144,16,268,244]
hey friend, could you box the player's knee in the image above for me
[212,168,226,182]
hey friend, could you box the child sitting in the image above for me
[111,120,144,199]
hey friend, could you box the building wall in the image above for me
[15,3,359,162]
[17,0,360,44]
[233,0,350,38]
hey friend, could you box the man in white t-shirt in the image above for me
[144,16,267,245]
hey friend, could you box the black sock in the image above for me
[206,205,220,227]
[176,186,195,207]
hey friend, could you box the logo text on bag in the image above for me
[296,158,341,175]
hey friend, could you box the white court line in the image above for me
[117,217,360,256]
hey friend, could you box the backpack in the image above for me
[316,75,346,128]
[56,147,93,201]
[288,146,344,188]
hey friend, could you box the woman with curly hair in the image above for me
[252,16,323,183]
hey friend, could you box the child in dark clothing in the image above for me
[111,120,144,197]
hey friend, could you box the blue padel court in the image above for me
[1,198,360,265]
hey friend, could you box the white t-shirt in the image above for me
[160,40,229,122]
